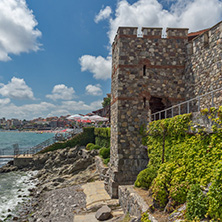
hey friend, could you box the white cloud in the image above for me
[0,98,103,119]
[95,6,112,23]
[86,84,103,96]
[0,98,10,106]
[61,100,102,111]
[0,0,42,61]
[0,102,55,119]
[107,0,222,44]
[79,55,111,80]
[46,84,75,101]
[0,77,34,100]
[47,109,70,118]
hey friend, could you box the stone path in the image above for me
[74,181,124,222]
[83,181,111,209]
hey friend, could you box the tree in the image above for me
[102,97,111,108]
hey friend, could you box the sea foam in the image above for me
[0,171,37,220]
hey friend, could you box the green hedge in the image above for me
[136,107,222,220]
[39,127,95,153]
[90,144,101,150]
[99,147,110,159]
[94,128,110,148]
[94,128,111,137]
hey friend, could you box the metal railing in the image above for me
[12,128,84,156]
[150,86,222,121]
[12,137,56,157]
[29,137,56,154]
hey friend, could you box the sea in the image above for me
[0,131,54,220]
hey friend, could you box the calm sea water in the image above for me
[0,131,54,167]
[0,131,54,220]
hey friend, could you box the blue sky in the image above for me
[0,0,221,120]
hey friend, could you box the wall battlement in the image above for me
[116,26,189,39]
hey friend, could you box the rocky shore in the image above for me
[0,146,101,222]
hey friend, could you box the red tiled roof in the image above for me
[188,28,209,41]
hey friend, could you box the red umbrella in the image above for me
[81,119,91,123]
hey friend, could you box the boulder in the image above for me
[95,205,112,221]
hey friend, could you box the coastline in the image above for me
[0,146,99,222]
[0,170,38,222]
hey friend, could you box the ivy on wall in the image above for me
[135,107,222,220]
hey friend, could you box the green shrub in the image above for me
[40,127,95,153]
[186,184,208,221]
[151,162,178,209]
[99,147,110,159]
[86,143,94,150]
[207,162,222,220]
[134,108,222,215]
[90,144,101,150]
[103,158,110,165]
[95,137,110,148]
[94,128,110,138]
[135,165,157,190]
[141,212,151,222]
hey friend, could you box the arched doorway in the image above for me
[149,96,167,120]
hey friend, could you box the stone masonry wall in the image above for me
[108,27,188,198]
[185,21,222,110]
[108,21,222,198]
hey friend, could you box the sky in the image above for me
[0,0,221,120]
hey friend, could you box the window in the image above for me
[143,65,146,76]
[143,97,146,108]
[204,32,209,47]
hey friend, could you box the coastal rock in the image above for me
[52,177,65,183]
[0,165,18,173]
[2,145,102,221]
[95,205,112,221]
[66,157,94,174]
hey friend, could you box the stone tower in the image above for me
[108,26,189,198]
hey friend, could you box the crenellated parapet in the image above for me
[166,28,189,39]
[115,27,189,39]
[117,27,138,36]
[142,27,162,38]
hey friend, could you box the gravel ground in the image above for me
[27,185,86,222]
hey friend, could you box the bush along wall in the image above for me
[94,128,110,148]
[39,127,95,153]
[135,106,222,221]
[84,127,111,164]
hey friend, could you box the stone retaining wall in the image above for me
[95,156,109,181]
[14,157,33,168]
[118,185,158,222]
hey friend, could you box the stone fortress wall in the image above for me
[185,21,222,109]
[108,21,222,198]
